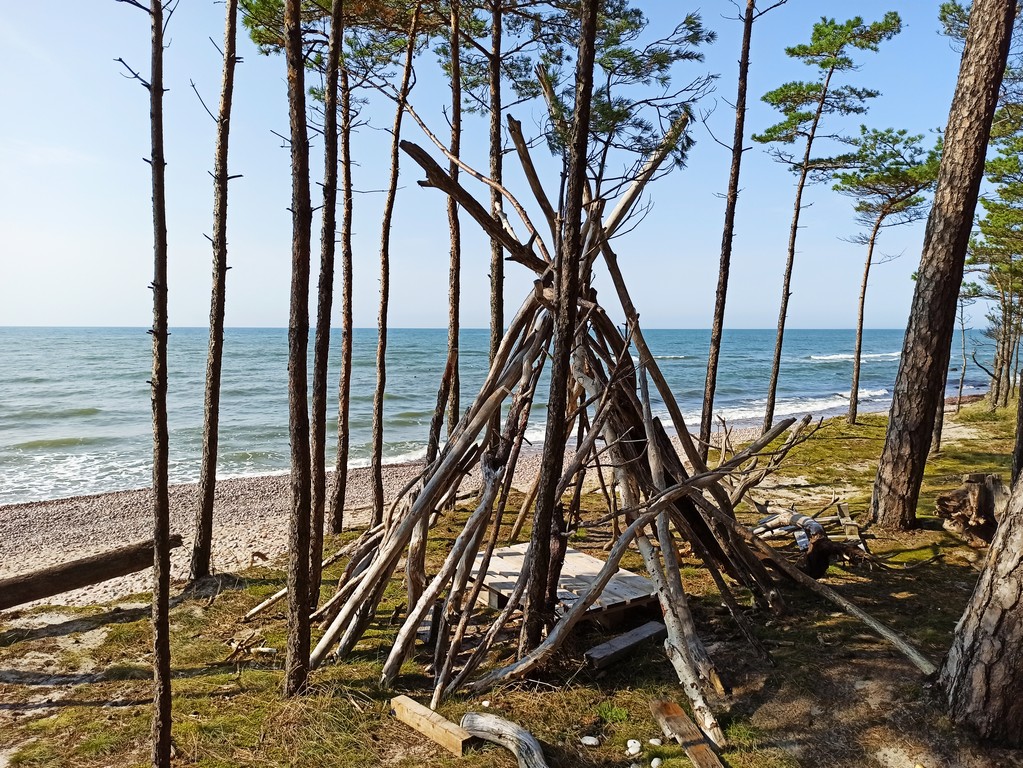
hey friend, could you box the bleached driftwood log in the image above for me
[460,712,549,768]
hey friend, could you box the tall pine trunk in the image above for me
[309,0,344,605]
[849,217,882,425]
[145,0,172,763]
[522,0,599,651]
[939,468,1023,745]
[700,0,756,458]
[488,0,504,368]
[328,70,355,535]
[283,0,313,697]
[870,0,1014,530]
[762,67,835,433]
[370,6,420,526]
[191,0,239,583]
[447,1,462,436]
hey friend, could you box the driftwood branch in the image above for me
[460,712,549,768]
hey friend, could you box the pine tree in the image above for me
[753,13,902,432]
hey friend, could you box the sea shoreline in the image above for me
[0,395,982,610]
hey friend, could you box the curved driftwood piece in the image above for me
[0,535,182,611]
[460,712,549,768]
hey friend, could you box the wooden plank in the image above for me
[649,699,727,768]
[585,621,667,669]
[390,695,473,756]
[471,543,656,617]
[837,503,868,552]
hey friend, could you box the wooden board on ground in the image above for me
[470,542,656,618]
[585,621,667,669]
[390,695,473,756]
[649,699,727,768]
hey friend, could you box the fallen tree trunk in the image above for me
[0,535,183,611]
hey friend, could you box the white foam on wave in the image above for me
[715,387,893,423]
[810,351,900,362]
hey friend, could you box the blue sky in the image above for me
[0,2,965,329]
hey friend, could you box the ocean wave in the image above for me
[809,352,900,362]
[716,387,892,423]
[12,435,115,450]
[653,355,687,360]
[5,407,104,422]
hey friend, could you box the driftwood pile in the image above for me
[248,110,935,749]
[232,110,938,749]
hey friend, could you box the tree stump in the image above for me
[935,473,1006,547]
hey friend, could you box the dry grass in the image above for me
[2,400,1023,767]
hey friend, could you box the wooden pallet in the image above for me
[470,542,656,617]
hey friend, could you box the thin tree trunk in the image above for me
[328,69,355,535]
[763,66,836,433]
[190,0,239,583]
[957,302,968,413]
[932,391,946,455]
[488,0,504,367]
[370,7,421,526]
[283,0,313,698]
[447,1,462,435]
[849,217,882,425]
[1012,369,1023,483]
[939,467,1023,745]
[145,0,171,762]
[309,0,345,606]
[700,0,755,458]
[871,0,1014,531]
[522,0,598,651]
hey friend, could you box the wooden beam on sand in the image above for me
[0,535,183,611]
[649,699,727,768]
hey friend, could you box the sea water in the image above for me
[0,327,988,505]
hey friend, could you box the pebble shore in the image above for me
[0,428,764,609]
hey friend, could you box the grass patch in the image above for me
[1,401,1019,767]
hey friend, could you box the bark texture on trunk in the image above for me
[939,470,1023,745]
[146,1,172,762]
[309,0,345,604]
[871,0,1015,530]
[522,0,598,651]
[283,0,313,698]
[329,69,355,535]
[700,0,755,458]
[192,0,240,583]
[371,7,420,526]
